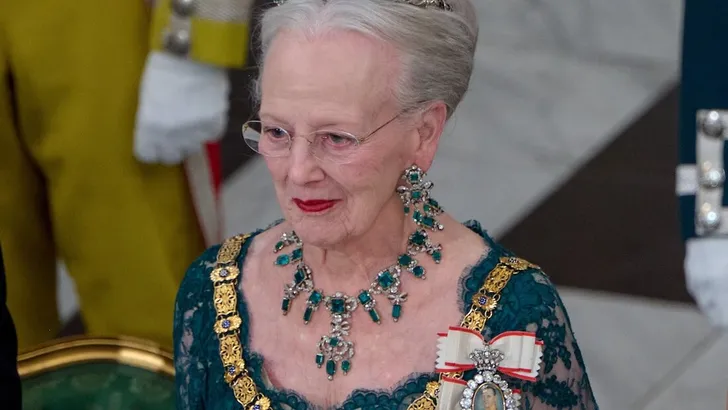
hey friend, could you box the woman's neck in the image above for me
[301,196,415,293]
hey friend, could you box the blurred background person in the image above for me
[0,0,252,351]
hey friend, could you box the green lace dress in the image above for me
[173,220,599,410]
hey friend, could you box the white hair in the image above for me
[253,0,479,119]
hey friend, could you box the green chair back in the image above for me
[19,336,175,410]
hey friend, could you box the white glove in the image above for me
[134,51,230,164]
[685,237,728,329]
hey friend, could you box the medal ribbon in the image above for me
[435,328,543,410]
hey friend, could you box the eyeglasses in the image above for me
[242,113,402,164]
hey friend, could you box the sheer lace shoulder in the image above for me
[173,245,222,410]
[461,222,598,409]
[499,270,597,409]
[485,270,597,408]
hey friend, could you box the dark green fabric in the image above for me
[175,220,599,409]
[22,362,174,410]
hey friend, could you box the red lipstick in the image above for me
[292,198,339,213]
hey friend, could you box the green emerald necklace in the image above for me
[273,165,445,380]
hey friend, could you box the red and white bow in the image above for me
[435,327,543,410]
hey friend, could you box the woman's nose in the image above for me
[287,137,323,185]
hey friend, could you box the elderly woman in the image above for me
[174,0,599,408]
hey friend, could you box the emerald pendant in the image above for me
[281,298,291,314]
[317,310,354,381]
[341,360,351,374]
[400,164,444,231]
[303,306,314,323]
[303,290,322,324]
[326,360,336,379]
[368,308,381,323]
[432,250,442,263]
[412,265,425,278]
[392,304,402,321]
[358,291,380,323]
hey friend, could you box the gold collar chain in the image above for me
[209,233,537,409]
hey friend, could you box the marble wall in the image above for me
[222,0,684,237]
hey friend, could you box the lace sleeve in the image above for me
[524,289,598,409]
[173,247,219,410]
[487,270,599,409]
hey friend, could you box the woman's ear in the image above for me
[412,101,448,171]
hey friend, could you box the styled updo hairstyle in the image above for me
[254,0,479,119]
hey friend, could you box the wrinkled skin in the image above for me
[240,28,487,406]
